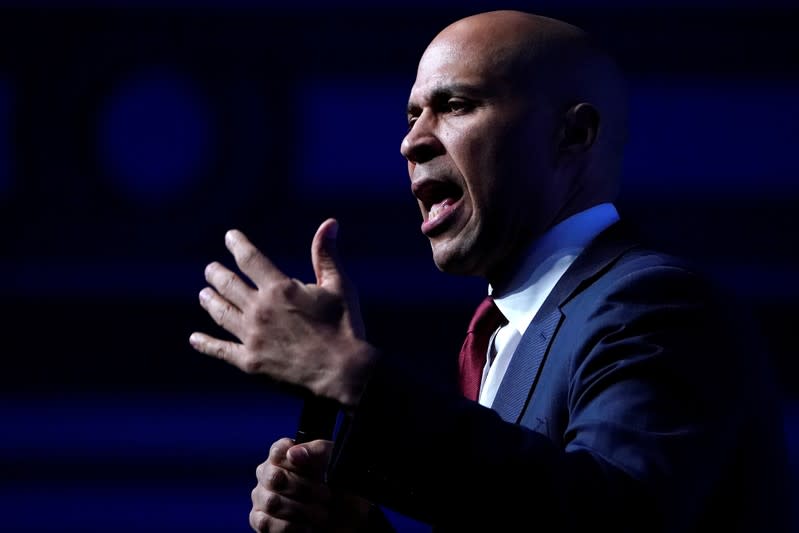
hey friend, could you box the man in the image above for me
[190,10,791,533]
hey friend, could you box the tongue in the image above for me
[429,198,454,220]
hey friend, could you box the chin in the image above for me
[430,243,483,277]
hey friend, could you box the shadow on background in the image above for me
[1,1,797,531]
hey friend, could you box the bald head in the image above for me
[429,11,590,84]
[424,10,628,204]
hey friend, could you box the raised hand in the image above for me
[189,218,377,407]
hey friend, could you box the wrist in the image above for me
[317,341,379,410]
[338,342,380,409]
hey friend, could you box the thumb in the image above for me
[312,218,344,290]
[286,439,334,477]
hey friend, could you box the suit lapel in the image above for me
[491,309,562,422]
[490,221,640,424]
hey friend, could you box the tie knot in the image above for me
[468,296,506,335]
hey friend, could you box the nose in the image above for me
[400,110,444,165]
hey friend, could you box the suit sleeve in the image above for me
[558,264,749,531]
[327,263,763,532]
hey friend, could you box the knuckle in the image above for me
[268,278,298,300]
[268,467,286,490]
[240,247,259,269]
[223,273,237,292]
[215,303,230,325]
[241,323,264,350]
[249,510,268,532]
[241,354,261,374]
[214,344,228,360]
[280,279,299,298]
[264,492,281,514]
[256,461,266,481]
[254,304,274,325]
[269,440,282,458]
[269,438,291,461]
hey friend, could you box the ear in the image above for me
[559,102,600,154]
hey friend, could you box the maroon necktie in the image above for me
[458,296,506,401]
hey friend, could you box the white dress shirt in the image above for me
[478,203,621,408]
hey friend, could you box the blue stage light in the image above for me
[622,78,799,194]
[295,79,410,195]
[97,69,214,204]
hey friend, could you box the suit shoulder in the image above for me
[610,245,697,277]
[588,245,718,304]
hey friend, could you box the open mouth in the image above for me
[412,179,462,214]
[412,178,464,235]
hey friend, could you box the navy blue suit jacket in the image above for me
[329,221,791,532]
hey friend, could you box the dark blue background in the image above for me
[1,1,797,531]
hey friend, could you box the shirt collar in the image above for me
[489,203,620,336]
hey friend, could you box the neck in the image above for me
[486,201,620,292]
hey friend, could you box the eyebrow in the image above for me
[406,83,486,115]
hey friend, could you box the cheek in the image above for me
[458,134,500,186]
[446,117,491,166]
[453,118,535,212]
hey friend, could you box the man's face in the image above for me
[401,30,565,281]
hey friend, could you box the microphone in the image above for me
[294,395,340,444]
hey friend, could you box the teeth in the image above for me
[429,200,450,221]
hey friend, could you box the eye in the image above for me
[446,98,472,114]
[406,115,418,132]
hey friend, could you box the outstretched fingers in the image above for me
[204,261,254,310]
[225,229,287,288]
[198,286,245,338]
[188,332,253,372]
